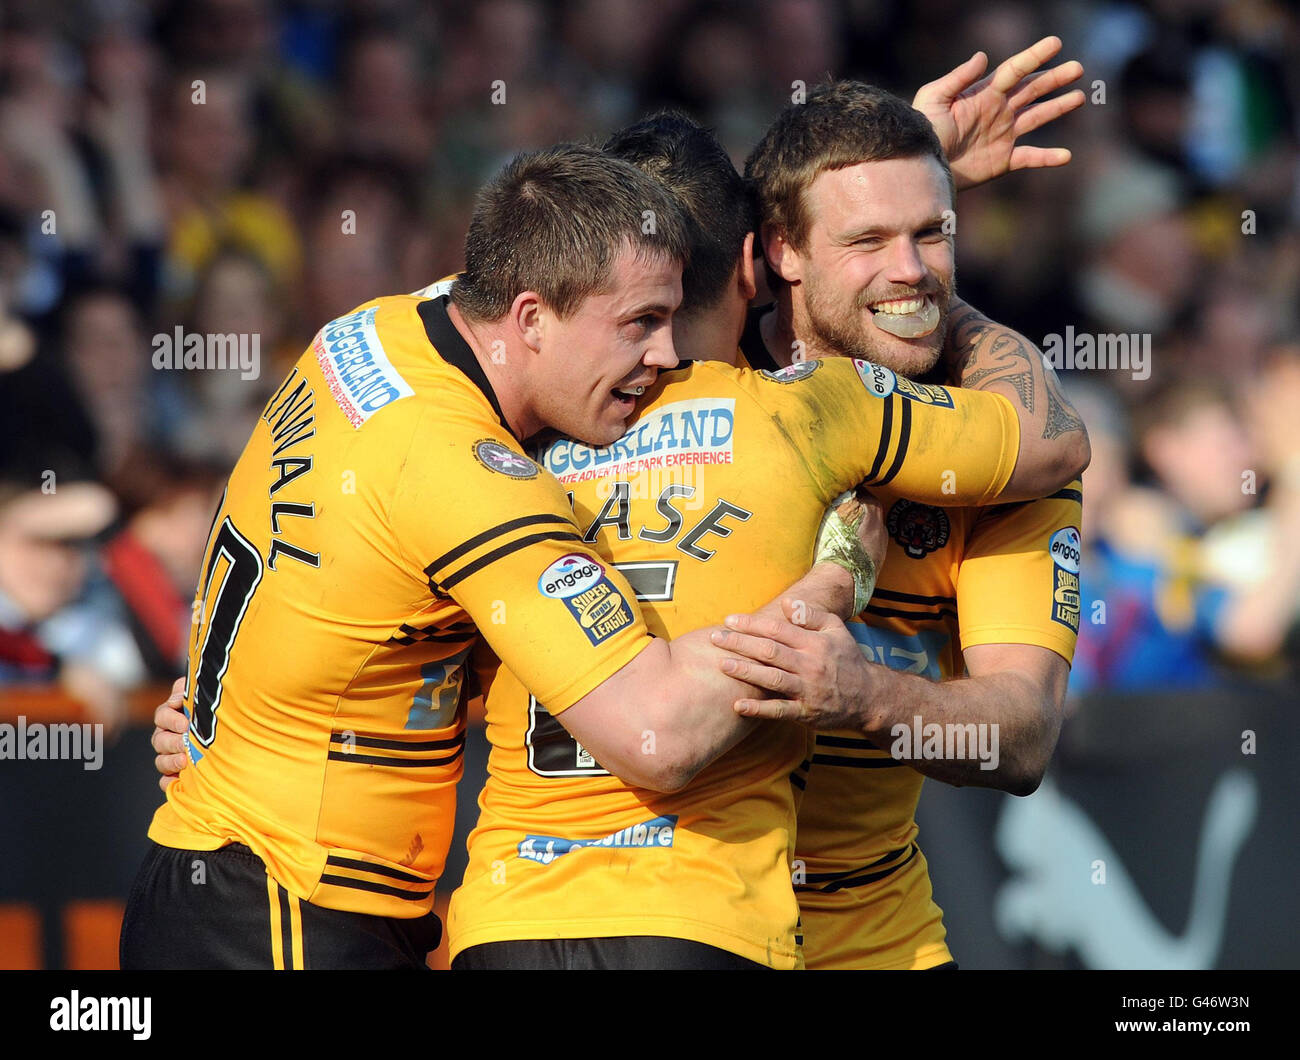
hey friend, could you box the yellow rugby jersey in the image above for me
[148,292,656,919]
[449,356,1026,968]
[793,484,1083,969]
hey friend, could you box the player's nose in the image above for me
[885,237,927,286]
[643,327,680,371]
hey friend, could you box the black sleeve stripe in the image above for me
[436,529,585,592]
[874,397,912,487]
[871,588,956,606]
[863,603,958,623]
[424,513,575,583]
[810,752,904,769]
[864,393,895,484]
[1048,487,1084,504]
[330,732,466,752]
[319,874,436,901]
[324,855,434,885]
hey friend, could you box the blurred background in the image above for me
[0,0,1296,970]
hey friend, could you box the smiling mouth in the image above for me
[868,293,941,338]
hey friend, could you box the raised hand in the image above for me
[913,35,1085,191]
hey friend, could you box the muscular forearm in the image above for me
[945,298,1091,495]
[578,563,855,792]
[852,662,1061,795]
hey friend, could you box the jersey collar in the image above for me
[417,294,512,435]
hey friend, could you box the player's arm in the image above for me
[713,491,1082,794]
[773,358,1085,507]
[559,559,859,793]
[942,298,1090,494]
[712,604,1065,795]
[912,35,1084,190]
[146,563,863,793]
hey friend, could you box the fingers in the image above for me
[915,51,988,104]
[711,627,802,672]
[159,775,175,794]
[154,750,187,779]
[733,698,804,722]
[720,609,817,648]
[154,700,189,735]
[1006,62,1083,110]
[719,655,802,698]
[990,35,1064,94]
[1008,145,1073,172]
[1013,89,1086,137]
[171,675,185,697]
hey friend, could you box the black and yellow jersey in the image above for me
[149,293,655,919]
[449,354,1028,968]
[739,308,1082,968]
[794,487,1083,970]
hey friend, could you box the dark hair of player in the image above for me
[603,111,755,317]
[745,81,954,259]
[451,142,691,323]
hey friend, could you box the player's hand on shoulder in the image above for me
[152,676,190,792]
[710,598,875,729]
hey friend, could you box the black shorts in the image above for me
[452,936,770,970]
[119,841,441,970]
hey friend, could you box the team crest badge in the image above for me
[474,439,539,479]
[886,499,951,559]
[760,359,820,383]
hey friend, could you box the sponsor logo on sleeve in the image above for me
[1049,526,1082,632]
[538,554,636,645]
[313,306,414,427]
[473,439,539,479]
[759,359,820,383]
[538,398,735,484]
[894,375,955,408]
[886,499,951,558]
[517,815,679,865]
[853,359,897,398]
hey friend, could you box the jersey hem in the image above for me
[448,915,800,969]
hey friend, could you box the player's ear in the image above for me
[738,231,758,302]
[761,222,803,285]
[509,291,545,353]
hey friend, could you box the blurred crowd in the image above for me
[1,0,1298,723]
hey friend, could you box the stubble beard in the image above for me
[802,276,952,380]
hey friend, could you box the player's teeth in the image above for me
[872,298,923,315]
[873,297,940,338]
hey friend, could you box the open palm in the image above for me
[914,35,1085,191]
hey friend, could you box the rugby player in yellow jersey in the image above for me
[709,79,1087,969]
[120,144,861,970]
[126,137,1080,970]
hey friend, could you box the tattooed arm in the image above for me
[944,297,1090,495]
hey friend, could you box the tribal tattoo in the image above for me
[944,302,1084,440]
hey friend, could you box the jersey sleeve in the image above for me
[744,358,1021,508]
[955,482,1083,663]
[388,407,652,714]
